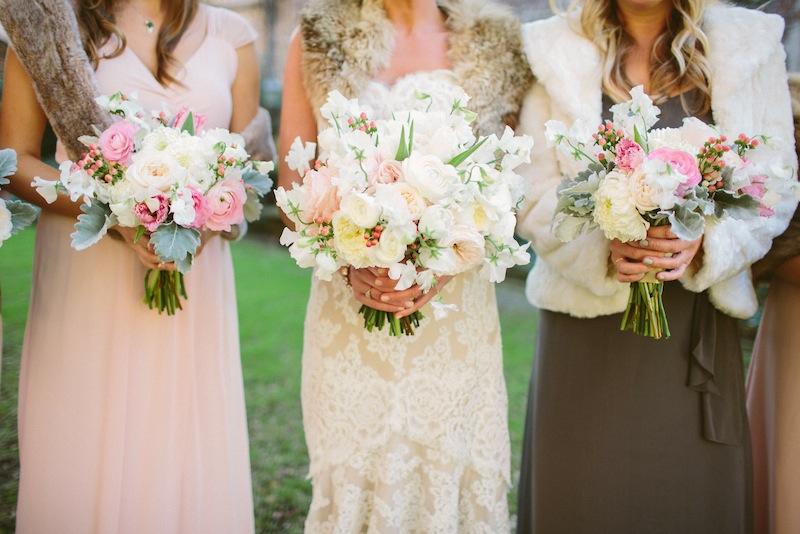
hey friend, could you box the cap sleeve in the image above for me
[206,6,258,49]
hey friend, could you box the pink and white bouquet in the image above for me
[277,88,533,336]
[549,86,786,339]
[33,93,273,314]
[0,149,38,246]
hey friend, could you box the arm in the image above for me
[229,43,260,133]
[515,83,623,297]
[775,256,800,284]
[681,46,799,293]
[0,48,82,217]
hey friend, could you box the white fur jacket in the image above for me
[517,3,799,319]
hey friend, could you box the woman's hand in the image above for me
[114,226,176,271]
[610,226,703,283]
[395,276,452,319]
[347,267,452,317]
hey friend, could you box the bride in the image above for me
[278,0,532,530]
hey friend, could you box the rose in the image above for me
[340,191,382,228]
[368,159,404,185]
[98,120,138,165]
[128,150,186,194]
[374,183,426,223]
[441,225,485,274]
[614,139,644,173]
[626,166,659,212]
[332,213,372,268]
[204,176,246,232]
[371,226,414,265]
[593,174,649,242]
[0,199,12,244]
[647,147,702,197]
[171,107,207,134]
[418,205,454,240]
[402,153,459,202]
[134,194,170,232]
[303,166,340,223]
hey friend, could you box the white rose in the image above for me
[127,150,185,196]
[340,191,382,228]
[0,199,12,244]
[440,225,485,274]
[402,153,460,202]
[624,167,659,213]
[593,175,649,242]
[372,226,414,265]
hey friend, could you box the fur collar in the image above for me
[300,0,533,135]
[522,3,786,134]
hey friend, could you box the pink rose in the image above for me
[367,157,404,185]
[205,177,246,231]
[303,166,340,223]
[171,107,207,134]
[134,194,170,232]
[98,120,138,165]
[648,147,702,196]
[740,174,774,217]
[614,139,644,173]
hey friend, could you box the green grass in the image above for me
[0,228,537,534]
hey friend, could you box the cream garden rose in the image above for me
[593,175,649,242]
[402,152,460,202]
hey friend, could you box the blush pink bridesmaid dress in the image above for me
[16,6,256,534]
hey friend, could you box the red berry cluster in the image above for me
[364,224,384,248]
[78,144,125,184]
[347,112,377,135]
[733,133,760,157]
[592,121,625,161]
[698,135,732,191]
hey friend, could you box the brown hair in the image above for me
[551,0,712,114]
[77,0,199,86]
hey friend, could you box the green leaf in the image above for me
[6,200,39,234]
[395,125,409,161]
[448,137,488,167]
[134,225,146,244]
[180,111,195,135]
[150,223,201,273]
[242,168,274,196]
[0,148,17,186]
[666,201,705,241]
[713,190,761,219]
[407,121,415,156]
[633,124,644,148]
[71,201,117,250]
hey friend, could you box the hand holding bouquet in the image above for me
[277,87,533,336]
[33,93,273,314]
[550,86,785,339]
[0,149,38,246]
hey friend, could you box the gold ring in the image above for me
[364,288,372,300]
[614,257,624,265]
[158,262,165,269]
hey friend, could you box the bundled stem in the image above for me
[359,306,423,336]
[143,270,188,316]
[620,280,670,339]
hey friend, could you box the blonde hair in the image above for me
[551,0,712,113]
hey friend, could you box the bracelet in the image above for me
[340,266,352,288]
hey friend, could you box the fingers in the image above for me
[656,262,689,281]
[350,277,405,313]
[396,288,438,319]
[646,226,677,239]
[351,268,392,290]
[617,273,646,283]
[640,249,692,271]
[634,237,690,254]
[379,286,423,307]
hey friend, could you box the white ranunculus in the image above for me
[0,199,12,244]
[402,153,460,203]
[593,174,649,242]
[340,191,382,228]
[418,205,455,240]
[127,150,186,196]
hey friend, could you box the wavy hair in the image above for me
[77,0,199,86]
[551,0,713,113]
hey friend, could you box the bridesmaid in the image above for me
[747,74,800,534]
[515,1,797,533]
[0,1,258,532]
[279,0,531,530]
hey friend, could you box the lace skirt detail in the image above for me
[301,272,510,533]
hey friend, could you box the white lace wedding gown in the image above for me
[302,71,511,533]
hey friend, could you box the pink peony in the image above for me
[205,177,246,231]
[648,147,702,197]
[303,166,340,223]
[614,139,644,173]
[134,194,170,232]
[187,186,212,228]
[740,175,774,217]
[98,120,138,165]
[171,107,207,134]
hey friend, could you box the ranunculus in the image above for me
[593,175,649,242]
[402,153,459,202]
[128,150,186,194]
[303,166,340,223]
[0,199,12,244]
[614,139,644,173]
[648,147,702,197]
[134,194,170,232]
[98,120,138,164]
[171,107,207,134]
[340,191,382,228]
[204,177,246,231]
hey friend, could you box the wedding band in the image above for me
[614,257,624,264]
[364,288,372,300]
[158,262,165,269]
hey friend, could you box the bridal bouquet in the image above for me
[277,88,533,336]
[0,149,38,246]
[549,86,783,339]
[33,93,273,315]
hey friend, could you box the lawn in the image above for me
[0,228,538,533]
